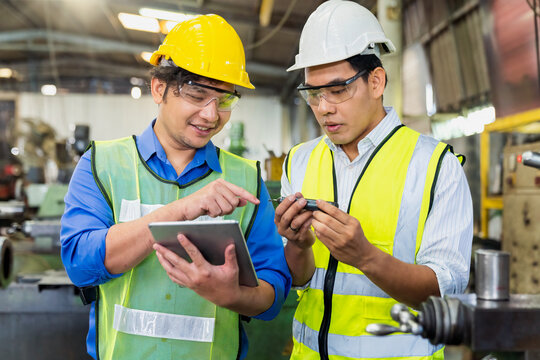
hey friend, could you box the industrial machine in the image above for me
[366,250,540,358]
[502,142,540,294]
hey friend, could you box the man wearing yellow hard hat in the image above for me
[275,1,473,359]
[60,15,291,359]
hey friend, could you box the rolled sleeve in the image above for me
[416,154,473,296]
[246,179,292,321]
[60,151,122,287]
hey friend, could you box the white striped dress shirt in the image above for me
[281,107,473,296]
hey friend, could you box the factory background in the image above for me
[0,0,539,358]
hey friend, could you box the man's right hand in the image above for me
[180,178,260,220]
[274,192,316,249]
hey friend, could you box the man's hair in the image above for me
[345,54,388,87]
[149,60,221,101]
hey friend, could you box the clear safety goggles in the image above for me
[297,69,366,106]
[178,80,241,111]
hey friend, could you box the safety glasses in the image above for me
[178,80,241,111]
[297,69,366,106]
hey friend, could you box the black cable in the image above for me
[534,0,540,88]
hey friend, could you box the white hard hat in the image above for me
[287,0,396,72]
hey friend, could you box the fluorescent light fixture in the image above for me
[139,7,197,22]
[431,106,496,140]
[0,68,13,78]
[425,83,436,117]
[130,77,145,86]
[118,12,160,33]
[131,87,142,99]
[41,84,57,96]
[140,51,153,63]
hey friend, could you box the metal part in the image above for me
[475,249,510,300]
[0,236,13,288]
[367,250,540,351]
[0,200,24,218]
[271,197,339,211]
[367,293,540,351]
[522,151,540,170]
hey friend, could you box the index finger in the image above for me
[220,179,260,205]
[274,193,304,219]
[315,199,345,222]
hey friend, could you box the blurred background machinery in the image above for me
[502,142,540,294]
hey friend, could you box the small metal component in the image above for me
[365,323,402,336]
[522,151,540,169]
[270,197,339,211]
[367,303,423,336]
[475,249,510,300]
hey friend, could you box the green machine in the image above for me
[243,181,298,359]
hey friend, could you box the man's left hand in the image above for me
[153,234,241,308]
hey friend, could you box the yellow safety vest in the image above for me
[287,125,462,360]
[91,136,260,360]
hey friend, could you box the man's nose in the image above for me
[317,96,335,114]
[199,98,219,121]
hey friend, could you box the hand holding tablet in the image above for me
[149,220,259,287]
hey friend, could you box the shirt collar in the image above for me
[137,119,222,173]
[324,106,401,151]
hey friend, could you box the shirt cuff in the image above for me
[251,270,288,321]
[424,263,454,297]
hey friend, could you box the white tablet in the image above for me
[148,219,259,287]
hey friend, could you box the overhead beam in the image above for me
[10,57,151,79]
[0,30,153,55]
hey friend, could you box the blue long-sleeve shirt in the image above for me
[61,120,291,359]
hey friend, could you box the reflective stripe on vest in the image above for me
[293,318,443,358]
[113,304,215,342]
[91,136,259,360]
[288,126,451,360]
[310,267,389,297]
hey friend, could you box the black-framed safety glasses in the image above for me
[178,80,242,111]
[297,69,367,106]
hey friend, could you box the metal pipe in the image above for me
[0,236,13,288]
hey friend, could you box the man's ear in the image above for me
[369,67,386,99]
[151,77,166,104]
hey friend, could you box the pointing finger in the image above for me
[220,179,260,205]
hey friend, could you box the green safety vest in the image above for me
[90,136,260,360]
[286,125,463,360]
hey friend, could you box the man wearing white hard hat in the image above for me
[274,1,473,359]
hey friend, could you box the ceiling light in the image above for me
[139,7,197,22]
[131,87,142,99]
[140,51,153,63]
[130,77,145,86]
[0,68,13,78]
[118,13,160,33]
[41,84,57,96]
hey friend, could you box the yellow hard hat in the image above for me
[150,14,254,89]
